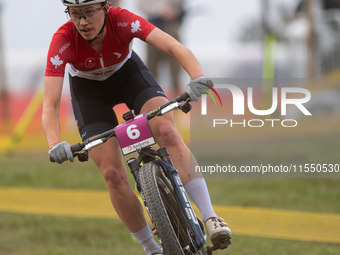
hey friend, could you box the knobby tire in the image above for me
[139,162,207,255]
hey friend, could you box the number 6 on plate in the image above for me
[115,113,156,155]
[127,125,140,140]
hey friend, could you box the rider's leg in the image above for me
[140,97,195,183]
[69,56,164,254]
[89,138,162,255]
[140,97,231,243]
[140,97,214,206]
[131,225,163,255]
[183,178,217,221]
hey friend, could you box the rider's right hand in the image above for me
[48,141,74,164]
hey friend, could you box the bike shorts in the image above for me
[69,51,168,141]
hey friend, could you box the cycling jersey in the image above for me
[45,7,156,81]
[70,51,167,141]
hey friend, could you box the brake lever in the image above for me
[179,98,191,114]
[75,151,89,162]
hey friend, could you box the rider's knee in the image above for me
[101,166,129,191]
[155,124,182,148]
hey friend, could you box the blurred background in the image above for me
[2,0,340,147]
[2,0,340,148]
[0,0,340,254]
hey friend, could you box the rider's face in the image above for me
[69,3,107,42]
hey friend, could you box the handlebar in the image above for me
[50,92,191,163]
[71,142,84,153]
[174,91,190,103]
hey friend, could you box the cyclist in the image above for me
[42,1,231,254]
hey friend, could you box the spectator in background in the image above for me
[295,0,340,14]
[108,0,120,6]
[138,0,185,96]
[293,0,340,33]
[286,0,340,57]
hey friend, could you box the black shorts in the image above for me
[69,51,168,141]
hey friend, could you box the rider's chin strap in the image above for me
[87,8,109,44]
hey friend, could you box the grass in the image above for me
[0,213,143,255]
[207,178,340,214]
[0,127,340,254]
[193,132,340,172]
[0,153,107,190]
[1,152,340,214]
[0,212,339,255]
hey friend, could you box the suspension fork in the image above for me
[126,146,174,231]
[126,146,173,191]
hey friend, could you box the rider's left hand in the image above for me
[185,76,214,102]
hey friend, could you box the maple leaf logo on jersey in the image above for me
[50,55,64,69]
[131,20,142,33]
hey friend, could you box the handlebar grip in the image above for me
[71,143,84,153]
[175,92,190,102]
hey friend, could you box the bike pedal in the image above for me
[206,239,231,254]
[218,239,232,249]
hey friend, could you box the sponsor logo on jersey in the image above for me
[157,91,166,96]
[117,22,129,27]
[85,57,96,68]
[82,132,87,140]
[50,55,64,69]
[113,52,122,59]
[59,42,71,54]
[92,66,115,76]
[131,20,142,33]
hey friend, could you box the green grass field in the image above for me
[1,112,340,255]
[0,212,339,255]
[1,150,340,255]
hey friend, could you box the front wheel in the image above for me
[139,162,206,255]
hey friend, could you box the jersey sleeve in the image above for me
[111,8,156,45]
[45,31,73,77]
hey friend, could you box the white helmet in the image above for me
[61,0,108,7]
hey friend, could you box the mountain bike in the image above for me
[51,92,231,254]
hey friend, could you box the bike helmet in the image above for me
[61,0,108,7]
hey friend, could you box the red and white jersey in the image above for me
[45,7,155,81]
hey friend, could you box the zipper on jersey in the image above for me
[99,54,105,70]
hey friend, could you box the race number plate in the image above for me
[115,113,155,155]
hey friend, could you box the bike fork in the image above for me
[126,157,141,191]
[126,155,163,247]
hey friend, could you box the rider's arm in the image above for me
[42,76,64,149]
[145,28,205,79]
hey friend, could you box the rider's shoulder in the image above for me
[54,21,76,37]
[49,22,76,47]
[108,6,139,19]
